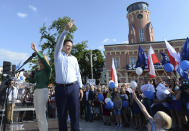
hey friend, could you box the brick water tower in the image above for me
[127,2,154,43]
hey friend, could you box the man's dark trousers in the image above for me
[55,83,79,131]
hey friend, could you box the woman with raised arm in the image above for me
[132,91,172,131]
[24,42,51,131]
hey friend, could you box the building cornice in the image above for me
[104,38,186,47]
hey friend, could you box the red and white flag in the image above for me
[148,46,159,78]
[165,40,180,69]
[111,58,118,87]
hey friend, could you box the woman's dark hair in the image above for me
[63,39,73,46]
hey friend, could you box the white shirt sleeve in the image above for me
[75,58,82,88]
[54,30,69,58]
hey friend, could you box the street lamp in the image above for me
[85,50,97,79]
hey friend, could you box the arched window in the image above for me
[139,28,144,42]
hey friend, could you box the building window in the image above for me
[112,47,117,51]
[139,28,144,42]
[113,57,120,68]
[131,16,134,22]
[129,57,136,65]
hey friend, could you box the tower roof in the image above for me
[127,2,148,14]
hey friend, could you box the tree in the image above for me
[71,41,104,84]
[77,49,104,84]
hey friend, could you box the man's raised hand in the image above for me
[65,20,74,32]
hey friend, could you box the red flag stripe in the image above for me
[111,68,115,82]
[168,51,178,69]
[151,54,159,64]
[111,58,118,87]
[148,46,157,78]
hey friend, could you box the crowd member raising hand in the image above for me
[132,90,172,131]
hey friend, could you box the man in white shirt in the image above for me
[54,20,82,131]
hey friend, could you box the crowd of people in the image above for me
[47,77,189,131]
[2,71,189,131]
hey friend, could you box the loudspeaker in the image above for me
[3,61,11,74]
[12,65,16,72]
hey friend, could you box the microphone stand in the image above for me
[0,52,36,131]
[15,52,36,74]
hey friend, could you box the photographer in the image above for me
[7,79,18,124]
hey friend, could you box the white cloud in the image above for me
[112,39,117,42]
[98,45,104,50]
[29,5,37,12]
[102,38,117,44]
[102,38,109,43]
[121,40,129,44]
[17,12,28,18]
[0,48,30,66]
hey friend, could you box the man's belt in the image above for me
[56,82,76,87]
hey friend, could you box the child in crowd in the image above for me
[102,88,111,125]
[113,92,122,128]
[93,87,101,120]
[120,87,130,127]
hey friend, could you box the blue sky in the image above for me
[0,0,189,67]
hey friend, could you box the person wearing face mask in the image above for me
[24,42,51,131]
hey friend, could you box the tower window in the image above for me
[131,24,135,35]
[139,28,144,42]
[131,16,134,22]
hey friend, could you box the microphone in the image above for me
[23,52,37,65]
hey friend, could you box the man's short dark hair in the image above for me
[63,39,73,46]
